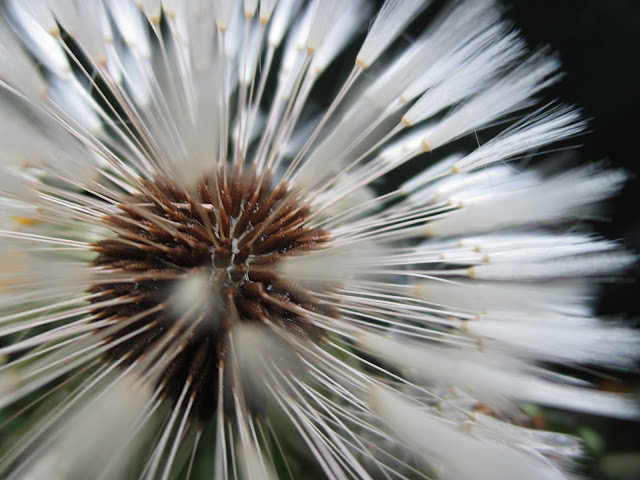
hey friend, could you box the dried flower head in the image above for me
[0,0,638,479]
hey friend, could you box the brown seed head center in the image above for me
[87,168,334,420]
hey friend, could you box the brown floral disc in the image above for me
[88,167,335,421]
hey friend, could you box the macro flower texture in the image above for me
[0,0,638,478]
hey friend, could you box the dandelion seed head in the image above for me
[0,0,637,478]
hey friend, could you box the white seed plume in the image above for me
[18,374,154,480]
[356,0,432,68]
[372,386,569,480]
[362,333,639,418]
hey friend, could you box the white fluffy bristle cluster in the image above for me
[0,0,637,479]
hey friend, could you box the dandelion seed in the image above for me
[0,1,637,479]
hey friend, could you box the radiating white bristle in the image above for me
[20,374,154,480]
[407,164,521,206]
[400,153,465,194]
[48,76,103,135]
[425,168,627,237]
[452,106,586,173]
[422,51,561,150]
[467,232,615,261]
[371,386,569,480]
[0,17,47,99]
[239,442,277,480]
[188,1,218,71]
[259,0,279,23]
[53,2,108,64]
[363,333,640,418]
[412,280,594,316]
[466,317,640,367]
[356,0,432,68]
[401,28,524,126]
[0,254,92,296]
[214,0,236,31]
[300,0,499,183]
[223,6,245,61]
[6,0,71,79]
[0,97,101,190]
[306,0,343,53]
[7,0,58,36]
[137,0,162,23]
[232,324,304,407]
[469,251,636,280]
[0,371,20,399]
[108,0,150,57]
[309,0,371,76]
[169,271,219,327]
[267,0,300,48]
[398,1,502,104]
[278,247,376,286]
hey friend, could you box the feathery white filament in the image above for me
[7,0,58,36]
[465,317,640,368]
[401,28,524,126]
[363,334,640,418]
[213,0,235,31]
[19,374,154,480]
[425,168,627,237]
[372,386,568,480]
[422,51,561,150]
[452,106,586,173]
[412,280,594,316]
[305,0,343,53]
[0,17,47,99]
[267,0,300,48]
[356,0,432,68]
[468,251,636,280]
[137,0,162,23]
[259,0,278,23]
[244,0,259,18]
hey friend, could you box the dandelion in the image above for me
[0,0,637,479]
